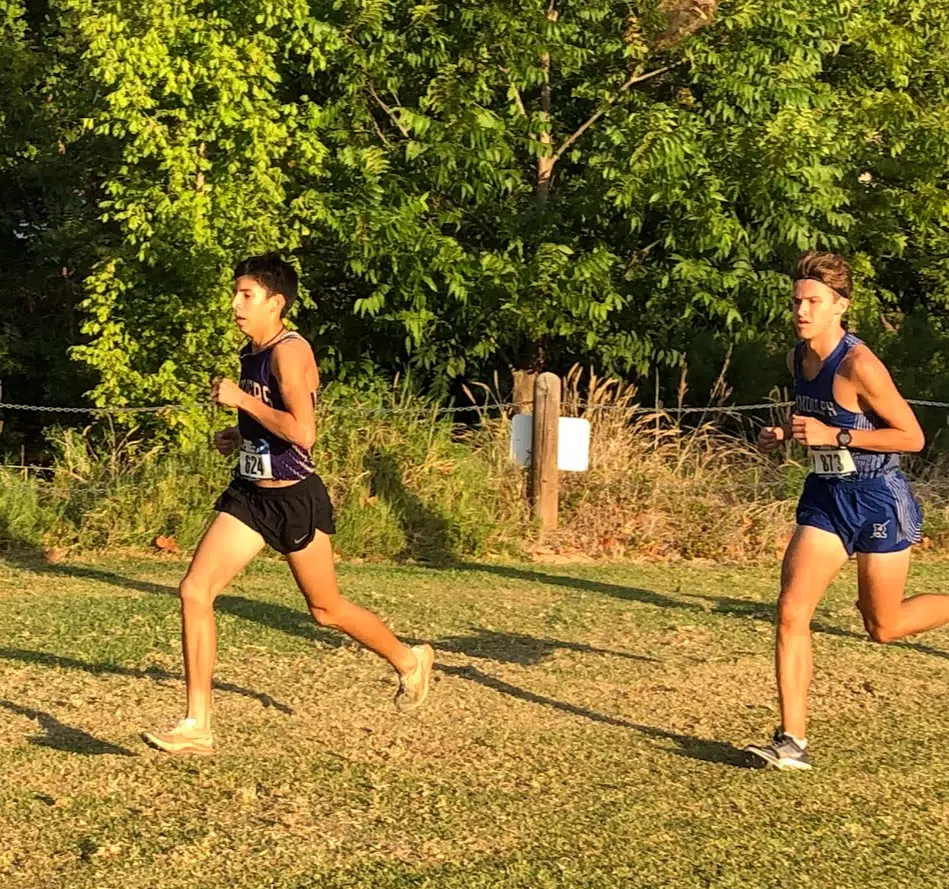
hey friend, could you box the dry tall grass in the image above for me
[2,368,948,562]
[534,366,797,560]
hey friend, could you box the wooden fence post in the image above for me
[511,369,537,414]
[531,372,560,531]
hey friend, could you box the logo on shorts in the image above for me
[871,521,890,540]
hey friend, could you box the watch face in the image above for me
[838,430,852,447]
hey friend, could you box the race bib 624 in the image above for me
[239,439,273,480]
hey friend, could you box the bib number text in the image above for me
[239,441,274,480]
[810,447,857,476]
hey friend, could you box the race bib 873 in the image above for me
[239,439,274,480]
[810,447,857,476]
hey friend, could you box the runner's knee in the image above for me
[179,576,213,612]
[777,591,813,631]
[857,598,902,643]
[865,619,899,644]
[308,602,342,628]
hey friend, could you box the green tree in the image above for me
[2,1,949,422]
[0,0,105,426]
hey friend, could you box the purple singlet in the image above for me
[236,332,315,481]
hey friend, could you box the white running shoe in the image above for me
[394,644,435,713]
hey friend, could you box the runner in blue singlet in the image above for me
[745,251,949,771]
[143,254,434,755]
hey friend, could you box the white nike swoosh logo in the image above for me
[293,535,307,544]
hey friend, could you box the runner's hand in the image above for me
[212,378,244,409]
[757,426,786,453]
[214,426,242,456]
[791,414,835,447]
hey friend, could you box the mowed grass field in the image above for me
[2,552,949,888]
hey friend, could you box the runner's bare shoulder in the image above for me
[839,341,882,382]
[272,334,318,389]
[272,334,315,367]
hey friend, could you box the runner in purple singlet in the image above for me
[143,254,434,755]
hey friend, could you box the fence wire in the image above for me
[3,393,948,491]
[2,397,948,416]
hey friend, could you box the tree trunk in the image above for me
[512,369,538,414]
[536,5,559,201]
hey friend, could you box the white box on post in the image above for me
[509,414,590,472]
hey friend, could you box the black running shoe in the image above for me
[744,730,812,771]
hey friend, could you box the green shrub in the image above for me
[3,383,947,564]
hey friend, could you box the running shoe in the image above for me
[142,718,215,756]
[395,644,435,713]
[744,729,812,770]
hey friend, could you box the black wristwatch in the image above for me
[836,429,853,448]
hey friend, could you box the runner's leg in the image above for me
[287,530,417,675]
[856,549,949,642]
[777,525,849,739]
[180,512,265,728]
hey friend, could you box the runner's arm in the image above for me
[779,348,795,438]
[847,349,925,453]
[762,350,796,444]
[213,425,242,456]
[230,340,316,450]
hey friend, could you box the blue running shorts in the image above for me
[796,470,923,556]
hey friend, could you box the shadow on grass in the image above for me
[5,524,948,771]
[434,628,657,666]
[6,544,949,671]
[1,541,344,646]
[0,698,135,756]
[427,562,949,662]
[365,451,458,563]
[0,541,341,715]
[690,593,949,661]
[0,647,295,715]
[215,592,344,650]
[3,549,661,664]
[424,561,707,611]
[7,536,949,669]
[437,664,747,767]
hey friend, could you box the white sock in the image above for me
[783,730,807,749]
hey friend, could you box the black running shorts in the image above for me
[214,473,336,554]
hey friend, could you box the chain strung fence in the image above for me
[2,395,948,497]
[3,398,949,416]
